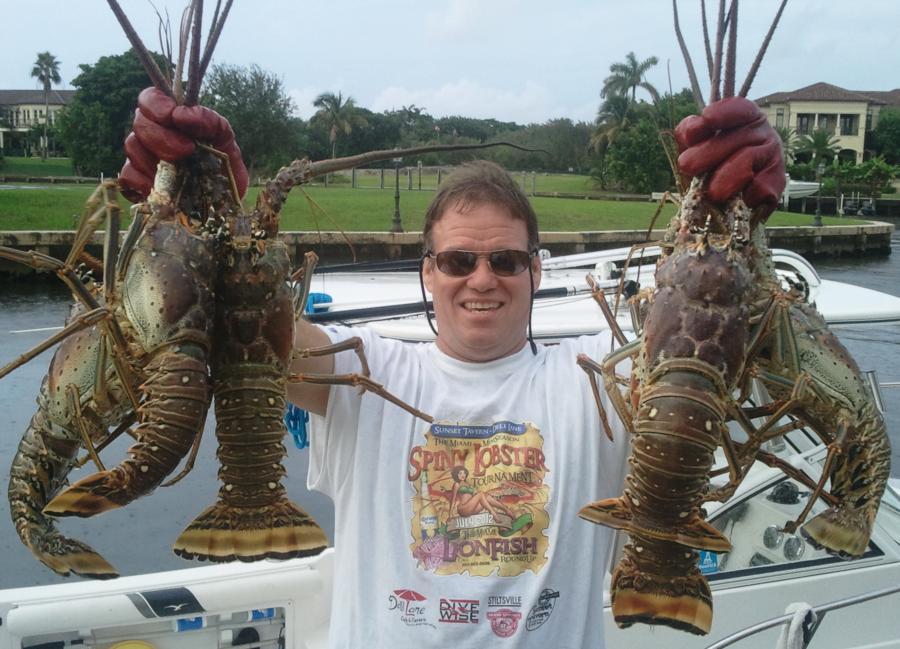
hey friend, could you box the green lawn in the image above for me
[0,184,860,231]
[320,169,596,195]
[1,156,76,177]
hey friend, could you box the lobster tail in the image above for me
[611,535,712,635]
[801,411,891,558]
[173,373,327,561]
[43,348,211,516]
[9,383,119,578]
[174,498,327,562]
[802,507,872,559]
[21,529,118,580]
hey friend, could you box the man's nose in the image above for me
[466,257,497,290]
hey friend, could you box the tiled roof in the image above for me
[855,89,900,108]
[756,82,885,106]
[0,89,75,106]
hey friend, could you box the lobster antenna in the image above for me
[185,0,204,105]
[198,0,234,82]
[672,0,706,107]
[173,4,193,102]
[723,0,738,97]
[148,2,174,86]
[106,0,174,98]
[700,0,714,84]
[710,0,725,102]
[740,0,788,97]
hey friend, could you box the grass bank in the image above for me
[0,184,860,231]
[1,156,75,177]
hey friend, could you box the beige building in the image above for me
[756,82,900,164]
[0,89,75,153]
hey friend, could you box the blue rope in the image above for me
[285,292,332,450]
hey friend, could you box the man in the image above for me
[288,160,630,647]
[122,93,784,648]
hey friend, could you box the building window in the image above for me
[866,110,873,131]
[797,114,813,135]
[817,114,837,135]
[840,114,859,136]
[776,108,784,129]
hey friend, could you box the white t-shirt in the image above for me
[309,325,629,649]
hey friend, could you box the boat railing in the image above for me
[703,583,900,649]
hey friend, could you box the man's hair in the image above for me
[422,160,539,252]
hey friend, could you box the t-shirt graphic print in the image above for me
[408,420,551,577]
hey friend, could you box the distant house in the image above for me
[756,82,900,164]
[0,88,75,154]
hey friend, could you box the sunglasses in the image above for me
[426,249,535,277]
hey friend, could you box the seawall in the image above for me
[0,221,892,276]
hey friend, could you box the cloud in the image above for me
[424,0,488,39]
[288,86,324,119]
[288,80,351,120]
[370,79,571,124]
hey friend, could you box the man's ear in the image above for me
[531,254,542,293]
[422,256,435,293]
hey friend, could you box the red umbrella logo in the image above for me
[393,589,426,602]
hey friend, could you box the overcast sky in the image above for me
[4,0,897,125]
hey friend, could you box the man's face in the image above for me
[423,202,540,362]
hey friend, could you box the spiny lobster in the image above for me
[576,0,890,635]
[2,0,517,579]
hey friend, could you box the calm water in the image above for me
[1,224,898,589]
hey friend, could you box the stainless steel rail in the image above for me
[703,583,900,649]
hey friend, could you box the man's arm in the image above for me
[286,318,335,417]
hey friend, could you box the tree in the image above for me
[601,52,660,103]
[775,125,798,164]
[797,128,840,164]
[59,50,168,176]
[872,109,900,164]
[312,92,368,158]
[31,51,61,159]
[202,64,301,177]
[590,95,633,154]
[605,116,673,193]
[857,157,897,198]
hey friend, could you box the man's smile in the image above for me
[463,301,503,312]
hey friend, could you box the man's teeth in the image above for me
[464,302,500,311]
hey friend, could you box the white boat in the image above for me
[2,247,899,649]
[783,178,823,203]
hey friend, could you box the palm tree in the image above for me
[31,51,61,160]
[590,95,633,154]
[774,125,798,164]
[312,91,368,158]
[798,128,840,164]
[601,52,660,103]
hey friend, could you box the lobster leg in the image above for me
[578,339,641,435]
[66,384,106,471]
[0,307,111,380]
[576,353,624,441]
[290,252,319,316]
[586,275,629,347]
[290,372,434,423]
[290,336,433,422]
